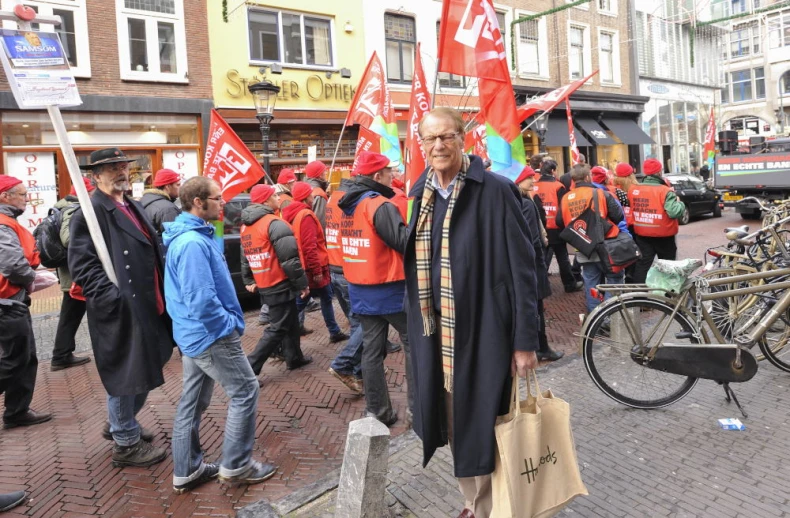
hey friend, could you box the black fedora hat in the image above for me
[79,148,136,170]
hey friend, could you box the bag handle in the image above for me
[509,369,544,416]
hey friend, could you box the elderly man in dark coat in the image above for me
[405,107,540,518]
[69,148,173,468]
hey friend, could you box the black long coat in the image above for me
[68,189,173,397]
[405,155,540,478]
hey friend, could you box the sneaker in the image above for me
[386,341,402,354]
[102,422,154,442]
[50,354,91,371]
[329,331,349,343]
[218,461,277,486]
[173,463,219,494]
[329,368,363,394]
[2,409,52,430]
[305,299,320,313]
[112,440,167,468]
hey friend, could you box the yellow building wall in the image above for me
[208,0,367,111]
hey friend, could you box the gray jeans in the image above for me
[358,312,413,422]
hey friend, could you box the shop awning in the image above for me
[601,118,655,145]
[543,118,591,147]
[575,118,618,145]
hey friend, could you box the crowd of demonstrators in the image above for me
[406,107,540,517]
[140,168,182,236]
[68,148,173,467]
[629,158,685,283]
[0,175,51,430]
[338,151,412,427]
[50,177,94,371]
[164,176,275,492]
[557,164,626,314]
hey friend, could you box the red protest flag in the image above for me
[566,101,580,166]
[703,106,716,169]
[438,0,508,81]
[203,109,266,202]
[405,43,431,193]
[352,126,381,171]
[344,51,393,128]
[516,70,599,122]
[464,124,489,161]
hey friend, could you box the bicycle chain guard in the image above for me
[631,344,758,383]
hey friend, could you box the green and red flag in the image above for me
[703,107,716,170]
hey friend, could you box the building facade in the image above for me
[208,0,368,177]
[0,0,213,229]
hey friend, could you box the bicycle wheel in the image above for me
[583,296,698,409]
[758,307,790,373]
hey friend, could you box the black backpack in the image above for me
[33,204,76,268]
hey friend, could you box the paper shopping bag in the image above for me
[491,371,588,518]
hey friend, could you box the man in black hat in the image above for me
[68,148,174,468]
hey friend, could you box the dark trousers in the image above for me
[358,312,413,422]
[537,299,549,353]
[52,292,86,363]
[633,235,678,284]
[247,298,303,374]
[0,305,38,420]
[544,242,576,289]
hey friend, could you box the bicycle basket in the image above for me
[646,259,703,294]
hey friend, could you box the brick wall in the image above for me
[505,0,634,95]
[0,0,213,100]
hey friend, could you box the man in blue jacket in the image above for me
[163,177,276,493]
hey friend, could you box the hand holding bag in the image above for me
[491,371,588,518]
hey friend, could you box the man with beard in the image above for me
[140,169,181,236]
[69,148,173,467]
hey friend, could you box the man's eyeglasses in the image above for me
[421,132,460,146]
[206,195,224,202]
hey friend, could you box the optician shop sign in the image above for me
[225,69,356,103]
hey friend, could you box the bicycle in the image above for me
[580,260,790,419]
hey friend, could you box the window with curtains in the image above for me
[115,0,188,81]
[385,13,415,84]
[247,8,333,67]
[599,32,614,83]
[436,21,466,88]
[569,26,586,79]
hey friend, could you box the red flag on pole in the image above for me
[203,109,266,202]
[352,126,381,170]
[405,43,431,193]
[566,101,580,166]
[703,107,716,170]
[464,124,489,161]
[344,51,392,129]
[517,70,599,122]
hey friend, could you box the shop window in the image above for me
[385,13,414,84]
[568,24,591,80]
[436,21,466,89]
[115,0,188,82]
[1,0,91,77]
[598,30,620,85]
[247,8,333,67]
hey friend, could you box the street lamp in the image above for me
[249,79,281,184]
[536,116,548,154]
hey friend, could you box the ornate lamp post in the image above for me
[536,116,548,154]
[249,80,281,183]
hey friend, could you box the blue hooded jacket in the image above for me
[163,212,244,357]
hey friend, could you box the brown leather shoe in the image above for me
[328,368,363,394]
[112,440,167,468]
[3,410,52,429]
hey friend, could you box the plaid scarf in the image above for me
[414,155,469,393]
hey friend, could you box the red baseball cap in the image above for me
[514,166,536,185]
[153,169,181,187]
[305,161,327,179]
[292,181,312,202]
[277,168,296,185]
[251,184,276,204]
[352,152,390,176]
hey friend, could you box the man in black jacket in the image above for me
[140,169,181,235]
[240,184,311,382]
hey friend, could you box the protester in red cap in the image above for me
[627,158,686,283]
[51,176,96,372]
[241,181,313,380]
[141,169,182,236]
[304,161,330,228]
[281,182,348,342]
[338,150,411,427]
[613,163,637,232]
[0,175,52,429]
[276,169,296,209]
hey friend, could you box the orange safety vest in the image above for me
[343,195,405,285]
[559,187,619,239]
[391,187,408,222]
[325,190,346,268]
[240,214,288,289]
[312,187,328,201]
[292,208,329,271]
[628,184,678,238]
[533,179,564,230]
[0,213,41,298]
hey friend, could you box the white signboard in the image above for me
[307,145,317,164]
[6,152,57,230]
[162,149,199,181]
[132,182,144,199]
[0,29,81,109]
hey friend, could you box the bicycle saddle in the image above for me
[724,225,749,234]
[725,229,750,241]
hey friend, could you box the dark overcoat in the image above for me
[68,189,173,397]
[405,155,540,478]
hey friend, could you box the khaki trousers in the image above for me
[446,392,493,517]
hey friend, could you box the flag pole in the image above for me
[431,58,440,109]
[329,124,347,172]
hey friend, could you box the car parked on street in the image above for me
[664,174,723,225]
